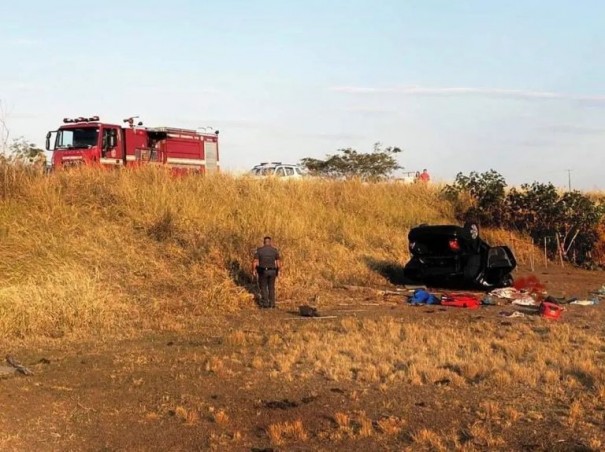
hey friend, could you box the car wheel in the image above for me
[464,221,480,240]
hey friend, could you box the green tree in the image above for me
[443,170,508,226]
[446,173,605,265]
[6,137,46,165]
[509,183,604,263]
[300,143,402,181]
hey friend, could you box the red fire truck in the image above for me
[46,116,219,173]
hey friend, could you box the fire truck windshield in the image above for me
[55,127,99,150]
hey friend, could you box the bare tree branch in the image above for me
[0,100,11,154]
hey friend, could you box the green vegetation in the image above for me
[445,170,605,265]
[300,143,402,180]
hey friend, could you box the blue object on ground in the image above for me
[410,289,440,305]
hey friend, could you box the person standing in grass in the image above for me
[418,169,431,183]
[252,236,281,308]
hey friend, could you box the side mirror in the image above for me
[45,132,51,151]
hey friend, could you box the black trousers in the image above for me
[258,269,277,307]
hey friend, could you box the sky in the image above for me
[1,0,604,189]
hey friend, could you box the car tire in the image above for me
[463,221,480,240]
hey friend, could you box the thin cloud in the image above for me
[332,85,605,103]
[346,106,398,116]
[540,124,605,135]
[299,132,365,141]
[202,119,264,129]
[133,86,221,96]
[1,81,43,92]
[1,37,41,47]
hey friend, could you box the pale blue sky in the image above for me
[1,0,604,188]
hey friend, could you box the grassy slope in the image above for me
[0,166,529,339]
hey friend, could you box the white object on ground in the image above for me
[499,311,525,318]
[569,299,596,306]
[508,311,525,318]
[511,296,538,306]
[490,288,519,299]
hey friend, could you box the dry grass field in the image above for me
[0,165,603,450]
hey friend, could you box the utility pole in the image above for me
[566,169,572,191]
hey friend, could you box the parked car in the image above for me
[250,162,307,179]
[404,222,516,288]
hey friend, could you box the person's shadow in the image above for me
[227,260,261,305]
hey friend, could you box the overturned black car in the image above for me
[404,222,516,288]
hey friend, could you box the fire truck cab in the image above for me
[46,116,219,173]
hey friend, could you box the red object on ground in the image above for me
[514,275,545,294]
[441,293,481,309]
[539,301,563,320]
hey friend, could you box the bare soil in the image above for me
[1,264,605,451]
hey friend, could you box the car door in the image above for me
[100,126,122,164]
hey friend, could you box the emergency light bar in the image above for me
[63,116,100,123]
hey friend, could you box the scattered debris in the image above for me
[539,302,564,320]
[285,315,338,321]
[481,295,498,306]
[440,293,481,309]
[404,284,428,291]
[544,295,576,305]
[379,288,407,296]
[6,355,33,376]
[499,311,526,318]
[263,399,298,410]
[490,287,519,299]
[408,289,440,305]
[569,299,599,306]
[298,305,320,317]
[511,296,538,307]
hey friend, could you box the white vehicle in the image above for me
[250,162,307,179]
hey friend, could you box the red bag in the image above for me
[539,301,563,320]
[441,293,481,309]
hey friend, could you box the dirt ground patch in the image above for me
[1,264,605,451]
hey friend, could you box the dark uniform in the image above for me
[254,244,280,308]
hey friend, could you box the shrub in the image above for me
[445,172,604,265]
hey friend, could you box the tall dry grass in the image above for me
[0,164,531,339]
[260,317,605,393]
